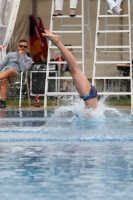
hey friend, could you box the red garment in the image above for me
[29,15,48,62]
[52,55,64,68]
[34,94,40,107]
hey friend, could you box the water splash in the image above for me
[93,96,122,118]
[54,96,122,119]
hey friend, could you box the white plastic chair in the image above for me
[19,71,30,107]
[7,52,33,107]
[8,70,30,108]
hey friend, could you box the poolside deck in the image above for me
[0,105,131,111]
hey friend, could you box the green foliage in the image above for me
[5,96,131,108]
[105,97,131,106]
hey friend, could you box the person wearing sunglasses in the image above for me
[0,39,33,108]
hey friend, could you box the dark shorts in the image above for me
[80,85,97,101]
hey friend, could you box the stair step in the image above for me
[52,15,82,18]
[49,61,83,64]
[94,77,131,79]
[98,14,129,18]
[96,46,130,48]
[62,24,89,27]
[52,31,82,33]
[50,46,83,49]
[47,77,73,80]
[107,24,129,27]
[97,30,129,33]
[95,61,130,64]
[98,50,130,53]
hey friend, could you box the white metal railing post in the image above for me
[92,0,132,108]
[44,78,47,108]
[82,0,85,74]
[44,0,84,107]
[19,72,23,108]
[44,0,54,109]
[128,0,133,110]
[86,0,93,57]
[92,0,100,85]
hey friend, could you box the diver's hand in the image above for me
[18,50,25,54]
[42,30,60,46]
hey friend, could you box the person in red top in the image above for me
[51,54,64,68]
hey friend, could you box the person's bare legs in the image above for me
[0,68,17,106]
[0,68,17,80]
[42,30,97,108]
[62,80,68,91]
[0,78,8,101]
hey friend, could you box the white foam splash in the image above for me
[54,96,122,119]
[91,96,122,118]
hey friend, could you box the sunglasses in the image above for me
[19,45,27,48]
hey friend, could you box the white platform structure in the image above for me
[92,0,133,109]
[44,0,92,108]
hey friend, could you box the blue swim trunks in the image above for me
[80,85,97,101]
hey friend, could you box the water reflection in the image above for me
[0,110,133,199]
[0,143,133,200]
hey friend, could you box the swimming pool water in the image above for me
[0,108,133,200]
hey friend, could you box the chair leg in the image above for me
[26,71,30,106]
[19,72,23,108]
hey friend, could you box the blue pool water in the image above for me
[0,101,133,200]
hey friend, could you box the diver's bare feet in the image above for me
[42,30,60,46]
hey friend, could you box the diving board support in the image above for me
[92,0,133,110]
[44,0,85,108]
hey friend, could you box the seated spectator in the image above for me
[53,0,78,17]
[106,0,123,15]
[0,39,33,108]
